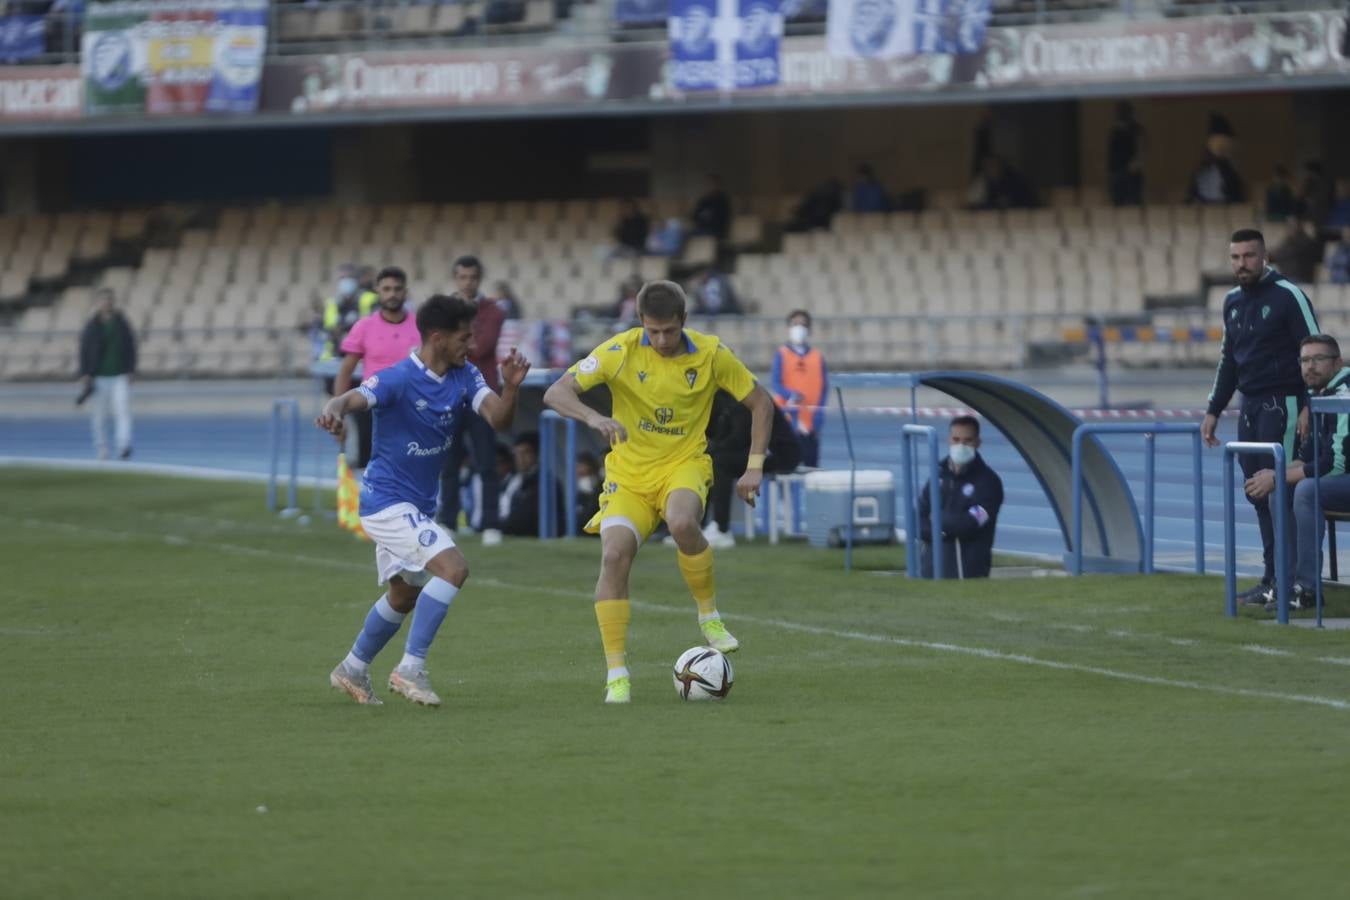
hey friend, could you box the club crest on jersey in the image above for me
[578,355,599,374]
[655,407,674,425]
[685,368,698,388]
[415,399,428,410]
[418,529,438,547]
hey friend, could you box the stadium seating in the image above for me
[2,194,1329,381]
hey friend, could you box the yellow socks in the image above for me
[677,546,718,619]
[594,599,631,676]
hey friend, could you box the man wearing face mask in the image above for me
[772,309,828,468]
[321,265,379,367]
[918,416,1004,579]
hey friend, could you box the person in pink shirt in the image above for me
[335,267,420,471]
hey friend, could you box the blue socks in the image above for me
[348,595,405,669]
[403,577,459,665]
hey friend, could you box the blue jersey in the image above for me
[356,350,491,517]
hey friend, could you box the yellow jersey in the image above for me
[568,327,757,481]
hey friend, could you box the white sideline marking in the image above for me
[11,515,1350,712]
[0,456,338,489]
[1242,644,1294,658]
[1317,657,1350,667]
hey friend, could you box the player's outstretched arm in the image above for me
[736,384,775,505]
[333,352,362,396]
[315,389,370,439]
[479,348,532,432]
[544,372,628,445]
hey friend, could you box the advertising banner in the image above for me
[0,65,81,121]
[0,15,46,63]
[82,0,267,117]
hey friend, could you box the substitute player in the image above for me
[317,294,530,707]
[544,280,774,704]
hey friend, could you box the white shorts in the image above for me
[359,502,458,586]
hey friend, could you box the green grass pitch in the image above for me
[4,468,1350,898]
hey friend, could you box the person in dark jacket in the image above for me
[500,431,564,537]
[78,287,137,460]
[701,389,802,547]
[1243,335,1350,611]
[1203,228,1320,604]
[918,416,1004,579]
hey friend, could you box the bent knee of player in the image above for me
[666,510,702,542]
[600,542,635,577]
[387,577,420,614]
[426,548,469,587]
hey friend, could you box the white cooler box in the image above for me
[803,470,895,548]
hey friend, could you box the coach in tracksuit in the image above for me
[919,416,1004,579]
[1244,335,1350,611]
[1202,228,1320,603]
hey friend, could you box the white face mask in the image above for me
[337,277,358,298]
[577,475,597,494]
[949,444,976,467]
[788,324,810,345]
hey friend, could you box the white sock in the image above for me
[398,652,426,672]
[607,666,630,681]
[698,612,721,625]
[343,652,368,674]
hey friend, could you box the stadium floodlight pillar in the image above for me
[1223,442,1289,624]
[538,410,578,540]
[1070,423,1204,577]
[268,397,300,515]
[1307,396,1350,629]
[900,424,943,581]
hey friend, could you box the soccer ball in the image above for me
[672,647,734,701]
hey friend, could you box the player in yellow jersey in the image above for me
[544,280,774,703]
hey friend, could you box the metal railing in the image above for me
[899,423,944,580]
[1223,441,1290,623]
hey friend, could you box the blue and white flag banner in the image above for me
[0,15,45,63]
[669,0,783,92]
[826,0,991,59]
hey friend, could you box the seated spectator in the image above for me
[574,451,602,535]
[1269,217,1321,284]
[610,274,642,326]
[969,156,1036,210]
[1186,141,1245,204]
[786,178,844,232]
[1326,178,1350,231]
[500,431,564,537]
[1264,166,1298,222]
[645,217,684,257]
[491,280,523,319]
[1327,227,1350,285]
[613,198,649,257]
[689,268,742,316]
[850,165,889,213]
[689,174,731,241]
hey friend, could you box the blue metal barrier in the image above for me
[268,397,299,514]
[834,386,858,572]
[899,424,944,580]
[1071,423,1204,576]
[538,410,578,539]
[1307,396,1350,629]
[1223,442,1289,623]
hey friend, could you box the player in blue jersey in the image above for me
[316,294,530,707]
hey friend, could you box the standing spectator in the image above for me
[850,164,889,213]
[321,265,377,364]
[1264,165,1298,222]
[1107,101,1144,207]
[356,265,378,297]
[699,389,801,548]
[1326,226,1350,285]
[1243,334,1350,611]
[918,416,1004,579]
[689,267,742,316]
[437,256,506,546]
[491,280,524,319]
[613,198,650,257]
[78,287,137,460]
[970,110,993,177]
[1202,228,1319,606]
[1269,217,1322,285]
[689,174,731,241]
[771,309,827,467]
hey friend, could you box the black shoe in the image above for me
[1237,583,1273,607]
[1263,585,1311,613]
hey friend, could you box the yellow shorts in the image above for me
[585,456,713,542]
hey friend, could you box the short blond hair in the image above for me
[636,280,687,321]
